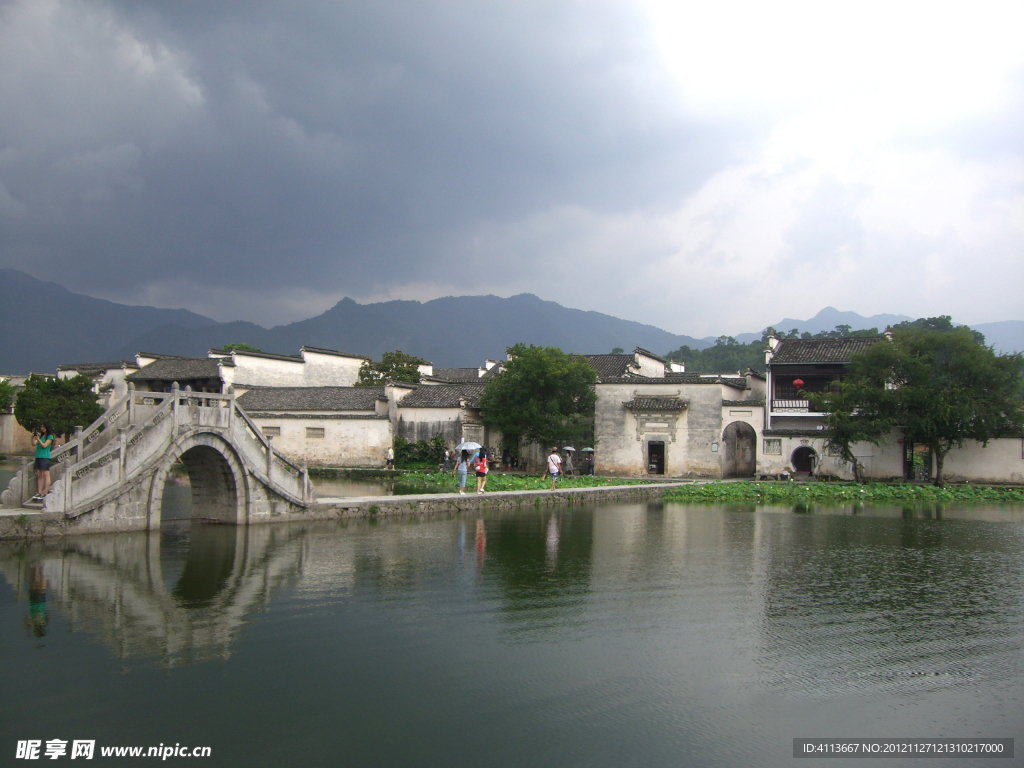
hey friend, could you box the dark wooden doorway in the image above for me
[903,441,932,481]
[647,441,665,475]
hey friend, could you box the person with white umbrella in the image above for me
[453,448,472,495]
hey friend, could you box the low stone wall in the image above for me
[0,483,681,538]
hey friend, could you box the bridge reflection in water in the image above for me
[0,524,305,666]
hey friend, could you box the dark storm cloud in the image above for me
[0,0,750,322]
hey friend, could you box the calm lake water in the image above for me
[1,501,1022,767]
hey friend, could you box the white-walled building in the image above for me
[236,386,390,467]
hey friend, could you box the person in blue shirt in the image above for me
[32,423,55,501]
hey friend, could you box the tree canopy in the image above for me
[14,375,104,439]
[478,344,597,451]
[0,379,14,413]
[808,324,1024,486]
[219,342,262,353]
[356,350,427,386]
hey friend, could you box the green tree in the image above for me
[806,363,893,483]
[356,350,427,386]
[479,344,597,450]
[14,375,104,439]
[809,326,1024,486]
[220,342,262,353]
[666,336,768,374]
[0,379,14,412]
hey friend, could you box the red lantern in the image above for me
[793,378,804,389]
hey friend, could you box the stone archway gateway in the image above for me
[722,422,757,477]
[2,383,315,531]
[791,446,817,474]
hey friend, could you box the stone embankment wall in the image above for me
[0,483,680,538]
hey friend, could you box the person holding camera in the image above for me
[32,424,55,502]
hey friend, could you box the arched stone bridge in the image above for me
[1,384,315,531]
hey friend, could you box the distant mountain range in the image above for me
[1,269,1020,375]
[0,270,706,373]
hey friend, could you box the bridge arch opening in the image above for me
[179,445,242,523]
[150,433,249,528]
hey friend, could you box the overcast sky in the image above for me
[1,0,1021,336]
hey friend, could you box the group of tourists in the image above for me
[451,448,489,495]
[441,444,596,495]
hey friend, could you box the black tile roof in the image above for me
[723,399,763,408]
[300,346,371,361]
[58,361,138,375]
[583,354,636,381]
[209,348,303,363]
[137,351,235,365]
[397,383,486,408]
[432,367,484,382]
[127,357,225,382]
[770,337,884,364]
[602,374,748,389]
[623,396,688,411]
[237,386,384,411]
[633,347,667,363]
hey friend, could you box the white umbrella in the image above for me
[581,447,594,452]
[562,446,576,452]
[456,441,482,452]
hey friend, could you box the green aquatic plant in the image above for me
[391,472,649,495]
[662,482,1024,505]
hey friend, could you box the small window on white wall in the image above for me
[263,426,281,438]
[764,438,782,455]
[306,427,325,439]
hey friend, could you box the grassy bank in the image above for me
[663,481,1024,505]
[392,472,651,494]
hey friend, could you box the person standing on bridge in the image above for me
[31,424,54,501]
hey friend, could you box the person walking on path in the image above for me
[32,424,54,501]
[386,446,395,470]
[585,453,594,475]
[564,451,574,477]
[473,449,489,494]
[454,449,470,494]
[442,449,451,472]
[544,447,562,491]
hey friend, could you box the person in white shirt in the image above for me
[545,447,562,491]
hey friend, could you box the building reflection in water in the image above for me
[0,524,305,666]
[2,501,1020,687]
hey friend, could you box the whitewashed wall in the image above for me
[595,382,735,477]
[941,438,1024,484]
[249,415,392,467]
